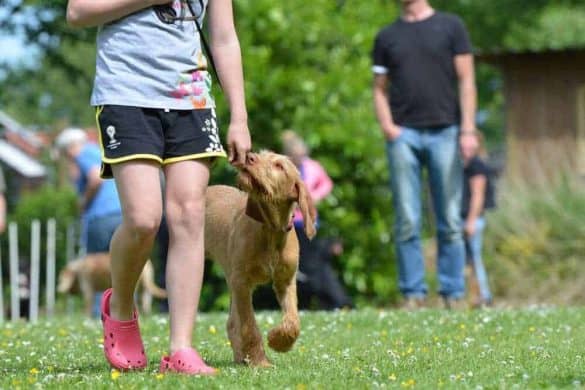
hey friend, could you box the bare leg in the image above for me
[163,159,210,354]
[109,161,162,320]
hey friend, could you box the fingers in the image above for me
[228,145,235,164]
[228,142,249,167]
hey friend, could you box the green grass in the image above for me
[1,307,584,389]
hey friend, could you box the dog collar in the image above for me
[245,197,293,233]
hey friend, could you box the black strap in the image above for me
[186,0,222,90]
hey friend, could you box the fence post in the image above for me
[9,222,19,321]
[46,219,57,318]
[29,220,41,323]
[0,246,4,324]
[66,222,76,314]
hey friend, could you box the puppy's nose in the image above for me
[246,153,258,165]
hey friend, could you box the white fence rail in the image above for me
[0,219,76,323]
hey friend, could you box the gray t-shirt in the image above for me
[91,0,215,110]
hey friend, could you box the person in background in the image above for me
[281,130,353,310]
[55,127,123,316]
[460,129,494,308]
[372,0,477,309]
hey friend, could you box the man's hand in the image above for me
[464,218,477,237]
[384,124,402,141]
[227,121,251,167]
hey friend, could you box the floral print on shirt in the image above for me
[171,50,215,109]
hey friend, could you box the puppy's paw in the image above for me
[267,326,299,352]
[240,354,272,368]
[250,358,272,368]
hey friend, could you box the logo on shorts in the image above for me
[105,125,121,150]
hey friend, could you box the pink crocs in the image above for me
[101,288,147,371]
[159,348,216,376]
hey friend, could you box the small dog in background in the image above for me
[57,253,167,316]
[205,150,316,367]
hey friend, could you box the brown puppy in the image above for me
[205,150,316,367]
[57,253,167,316]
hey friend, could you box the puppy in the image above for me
[205,151,316,367]
[57,253,167,316]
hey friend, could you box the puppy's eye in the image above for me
[274,162,284,170]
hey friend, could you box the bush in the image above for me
[483,178,585,305]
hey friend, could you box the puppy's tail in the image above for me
[140,261,168,299]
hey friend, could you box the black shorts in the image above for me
[95,105,227,178]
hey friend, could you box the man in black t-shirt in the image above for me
[372,0,477,309]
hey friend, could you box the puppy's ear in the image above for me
[294,179,317,239]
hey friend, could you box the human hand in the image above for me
[384,124,402,141]
[464,218,476,237]
[330,241,344,256]
[227,121,252,167]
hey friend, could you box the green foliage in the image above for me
[483,179,585,304]
[432,0,585,52]
[208,0,402,306]
[2,308,585,388]
[504,4,585,51]
[6,185,78,275]
[2,0,585,306]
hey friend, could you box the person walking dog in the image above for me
[66,0,251,374]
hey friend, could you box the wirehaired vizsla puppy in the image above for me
[205,151,316,367]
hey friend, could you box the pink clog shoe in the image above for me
[101,288,147,370]
[159,347,216,375]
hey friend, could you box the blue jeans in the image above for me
[84,213,122,253]
[83,213,122,317]
[465,217,492,302]
[386,125,465,299]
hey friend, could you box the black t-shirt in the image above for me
[462,156,496,218]
[372,12,472,128]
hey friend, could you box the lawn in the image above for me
[1,307,584,389]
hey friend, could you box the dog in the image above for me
[205,150,316,367]
[57,253,167,316]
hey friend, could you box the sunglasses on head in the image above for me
[154,0,205,24]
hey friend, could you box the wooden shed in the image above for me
[480,48,585,183]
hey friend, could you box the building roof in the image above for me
[477,47,585,63]
[0,110,44,150]
[0,139,46,178]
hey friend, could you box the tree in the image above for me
[2,0,583,305]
